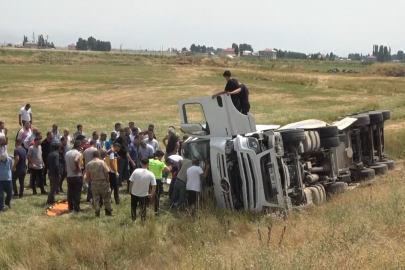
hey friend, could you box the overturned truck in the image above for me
[178,95,394,212]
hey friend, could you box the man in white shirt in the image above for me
[145,130,159,152]
[186,158,210,212]
[19,104,32,126]
[112,122,121,136]
[128,158,156,222]
[23,127,40,151]
[50,124,60,144]
[65,141,83,212]
[138,140,154,160]
[63,128,72,151]
[98,132,107,150]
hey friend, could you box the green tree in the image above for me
[329,52,334,60]
[202,45,207,53]
[397,51,404,60]
[383,46,389,61]
[22,36,28,46]
[232,43,239,55]
[182,47,187,51]
[190,44,196,52]
[373,45,379,56]
[377,45,384,62]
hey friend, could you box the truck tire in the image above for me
[302,132,312,153]
[303,188,313,205]
[315,185,326,203]
[366,111,384,124]
[378,110,390,121]
[369,163,388,175]
[307,187,321,206]
[338,133,346,142]
[309,131,319,152]
[279,129,306,144]
[318,126,338,138]
[326,182,347,196]
[379,160,395,170]
[351,168,375,181]
[351,114,370,127]
[320,136,340,148]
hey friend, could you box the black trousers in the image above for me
[109,172,119,203]
[240,102,251,115]
[67,176,83,211]
[59,164,66,192]
[43,164,48,185]
[12,170,26,197]
[47,175,59,204]
[154,179,163,213]
[131,194,148,221]
[187,190,198,206]
[31,168,46,194]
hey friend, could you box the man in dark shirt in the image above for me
[12,139,27,198]
[41,131,53,186]
[239,83,251,115]
[212,70,241,111]
[58,136,67,194]
[114,129,136,187]
[46,143,61,204]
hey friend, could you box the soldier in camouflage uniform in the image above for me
[85,150,113,217]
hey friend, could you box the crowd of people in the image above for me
[0,70,248,221]
[0,104,212,222]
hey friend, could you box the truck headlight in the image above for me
[247,137,261,153]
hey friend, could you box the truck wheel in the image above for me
[351,168,375,181]
[302,132,312,153]
[318,126,338,138]
[351,114,370,127]
[303,188,313,205]
[379,160,395,170]
[315,185,326,203]
[326,182,348,196]
[308,187,321,206]
[338,133,346,142]
[366,111,384,124]
[378,110,390,121]
[369,163,388,175]
[279,129,306,144]
[320,136,340,148]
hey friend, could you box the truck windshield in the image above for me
[185,139,213,187]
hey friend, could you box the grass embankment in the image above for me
[0,50,405,269]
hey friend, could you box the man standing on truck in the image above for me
[212,70,241,111]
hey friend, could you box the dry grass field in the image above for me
[1,49,405,269]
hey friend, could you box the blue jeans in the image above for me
[117,158,129,186]
[171,179,186,208]
[0,180,12,210]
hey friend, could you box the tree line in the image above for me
[372,45,391,62]
[232,43,254,56]
[276,49,307,59]
[76,36,111,51]
[22,34,55,48]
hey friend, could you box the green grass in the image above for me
[1,50,405,269]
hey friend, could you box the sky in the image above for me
[0,0,404,56]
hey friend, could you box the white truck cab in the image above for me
[179,95,302,212]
